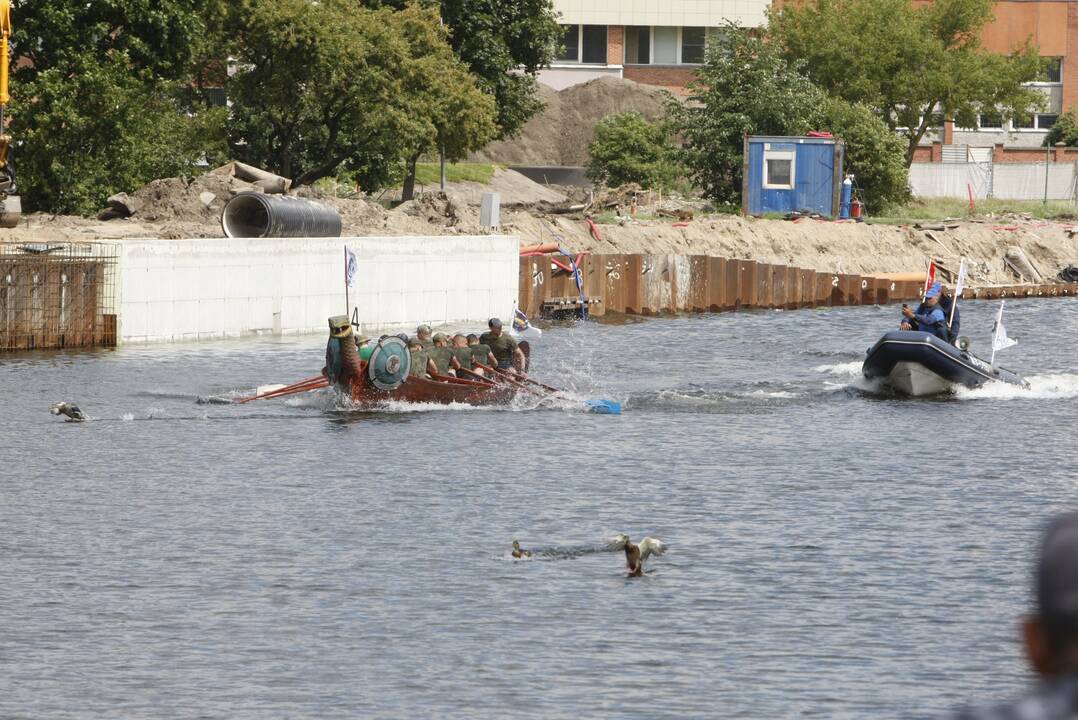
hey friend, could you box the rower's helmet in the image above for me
[329,315,353,339]
[416,324,432,336]
[925,282,942,299]
[395,332,410,343]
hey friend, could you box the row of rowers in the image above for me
[358,318,527,379]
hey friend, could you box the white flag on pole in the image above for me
[953,259,967,298]
[345,246,358,290]
[991,300,1018,362]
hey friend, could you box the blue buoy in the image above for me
[585,399,621,415]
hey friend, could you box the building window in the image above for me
[581,25,607,64]
[625,26,650,64]
[978,113,1003,130]
[556,24,607,64]
[1038,113,1058,129]
[557,25,579,62]
[653,26,678,64]
[681,27,706,64]
[1041,58,1063,83]
[763,149,796,189]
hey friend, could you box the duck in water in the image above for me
[50,402,86,422]
[612,533,667,576]
[511,540,532,559]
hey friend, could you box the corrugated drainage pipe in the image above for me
[221,192,342,238]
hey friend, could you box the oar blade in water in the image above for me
[585,399,621,415]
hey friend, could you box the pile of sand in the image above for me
[471,77,672,167]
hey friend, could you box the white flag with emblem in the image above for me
[990,300,1017,365]
[953,259,967,298]
[345,246,358,290]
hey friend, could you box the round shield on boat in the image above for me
[368,337,411,390]
[955,335,970,351]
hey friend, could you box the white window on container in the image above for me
[581,25,608,64]
[681,27,706,64]
[557,25,579,62]
[763,150,796,189]
[625,26,650,64]
[653,27,678,64]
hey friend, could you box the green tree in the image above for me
[770,0,1045,165]
[11,1,226,214]
[586,112,681,190]
[362,0,562,139]
[1043,111,1078,147]
[821,99,910,212]
[392,5,498,200]
[668,26,827,205]
[224,1,495,193]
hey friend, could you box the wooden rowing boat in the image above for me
[327,333,520,408]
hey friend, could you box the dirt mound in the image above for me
[472,76,672,166]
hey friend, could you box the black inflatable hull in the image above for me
[862,330,1028,396]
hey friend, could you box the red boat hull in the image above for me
[337,370,518,408]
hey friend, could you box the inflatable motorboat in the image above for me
[862,330,1028,397]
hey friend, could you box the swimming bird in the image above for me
[50,402,86,422]
[511,540,532,559]
[611,533,667,576]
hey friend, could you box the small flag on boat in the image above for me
[345,246,359,290]
[991,301,1018,353]
[513,305,531,332]
[923,260,937,298]
[953,259,967,298]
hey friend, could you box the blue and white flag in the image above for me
[345,246,358,290]
[513,306,530,332]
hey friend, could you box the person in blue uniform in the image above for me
[900,282,948,340]
[937,286,961,343]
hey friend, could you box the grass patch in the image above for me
[414,162,496,186]
[869,197,1078,224]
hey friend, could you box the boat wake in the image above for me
[953,373,1078,401]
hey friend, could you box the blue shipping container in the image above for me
[743,136,844,217]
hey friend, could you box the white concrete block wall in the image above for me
[117,235,519,344]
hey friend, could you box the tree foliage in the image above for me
[820,99,910,212]
[586,112,682,190]
[770,0,1045,165]
[224,1,495,192]
[10,1,227,214]
[1043,111,1078,147]
[668,26,826,205]
[362,0,562,139]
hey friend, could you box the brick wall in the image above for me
[607,26,624,66]
[911,141,1077,163]
[623,66,697,94]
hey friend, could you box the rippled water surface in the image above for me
[4,298,1078,718]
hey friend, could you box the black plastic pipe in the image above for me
[221,192,342,238]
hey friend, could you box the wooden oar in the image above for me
[474,363,621,415]
[235,375,329,404]
[456,367,496,384]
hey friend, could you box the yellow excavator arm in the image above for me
[0,0,20,226]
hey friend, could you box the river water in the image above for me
[4,298,1078,719]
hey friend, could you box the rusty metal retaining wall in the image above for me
[0,243,118,351]
[518,254,1078,318]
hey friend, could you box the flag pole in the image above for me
[344,245,350,315]
[948,258,965,330]
[990,300,1004,366]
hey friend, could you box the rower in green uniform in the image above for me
[450,334,474,373]
[408,338,430,377]
[466,333,497,375]
[479,318,526,372]
[415,324,434,349]
[426,333,459,377]
[356,334,374,361]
